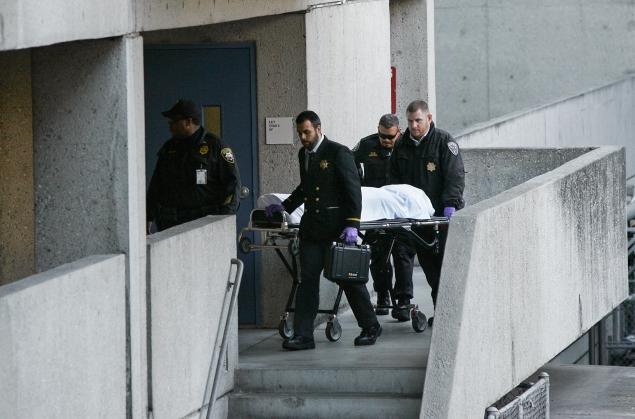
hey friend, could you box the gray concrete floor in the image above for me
[543,364,635,418]
[238,270,434,369]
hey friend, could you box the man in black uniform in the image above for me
[147,99,241,232]
[265,111,381,350]
[352,114,405,315]
[390,100,465,325]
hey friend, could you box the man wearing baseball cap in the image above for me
[147,99,241,232]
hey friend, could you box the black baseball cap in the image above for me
[161,99,201,121]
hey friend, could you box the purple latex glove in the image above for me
[265,203,284,218]
[443,207,456,219]
[340,227,359,244]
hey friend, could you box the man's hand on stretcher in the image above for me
[265,204,285,218]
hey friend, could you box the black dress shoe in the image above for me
[354,324,382,346]
[282,335,315,351]
[391,299,411,322]
[427,316,434,327]
[375,291,390,315]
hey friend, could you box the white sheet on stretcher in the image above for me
[256,184,435,225]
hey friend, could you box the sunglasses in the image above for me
[378,132,399,140]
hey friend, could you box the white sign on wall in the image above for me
[266,117,295,145]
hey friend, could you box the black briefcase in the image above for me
[324,242,371,284]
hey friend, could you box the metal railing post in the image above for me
[200,259,244,419]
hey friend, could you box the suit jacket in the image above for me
[283,137,362,242]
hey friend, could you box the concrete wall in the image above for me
[436,0,635,133]
[0,255,127,419]
[390,0,435,116]
[0,49,34,285]
[306,0,392,149]
[147,216,237,419]
[32,38,126,270]
[454,77,635,180]
[461,148,590,206]
[421,147,628,418]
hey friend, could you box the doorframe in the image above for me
[144,42,261,325]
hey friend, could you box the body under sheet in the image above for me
[257,184,435,224]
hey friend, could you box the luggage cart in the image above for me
[238,210,449,341]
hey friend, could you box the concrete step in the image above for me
[228,391,422,419]
[235,366,425,395]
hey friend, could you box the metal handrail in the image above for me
[199,259,244,419]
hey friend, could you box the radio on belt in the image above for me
[324,242,371,284]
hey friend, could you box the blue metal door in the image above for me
[144,44,260,325]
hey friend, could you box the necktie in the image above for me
[305,151,313,173]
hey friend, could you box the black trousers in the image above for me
[368,234,393,293]
[295,239,378,339]
[367,233,418,299]
[391,228,448,307]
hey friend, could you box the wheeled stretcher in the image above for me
[238,208,449,342]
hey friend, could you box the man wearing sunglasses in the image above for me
[352,114,408,317]
[147,99,241,232]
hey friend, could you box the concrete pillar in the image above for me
[31,35,148,418]
[302,0,392,323]
[0,50,35,285]
[305,0,391,149]
[390,0,435,117]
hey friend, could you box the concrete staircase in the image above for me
[229,364,425,418]
[230,276,433,418]
[229,277,434,418]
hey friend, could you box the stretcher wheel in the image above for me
[411,309,427,333]
[278,318,293,340]
[288,239,300,256]
[239,237,252,254]
[325,319,342,342]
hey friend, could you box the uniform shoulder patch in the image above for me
[220,147,235,164]
[447,141,459,156]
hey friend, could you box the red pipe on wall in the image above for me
[391,66,397,114]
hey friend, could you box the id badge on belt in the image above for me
[196,169,207,185]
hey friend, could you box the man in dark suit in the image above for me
[265,111,381,350]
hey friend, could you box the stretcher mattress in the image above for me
[256,184,435,224]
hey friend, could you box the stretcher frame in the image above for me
[238,210,449,341]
